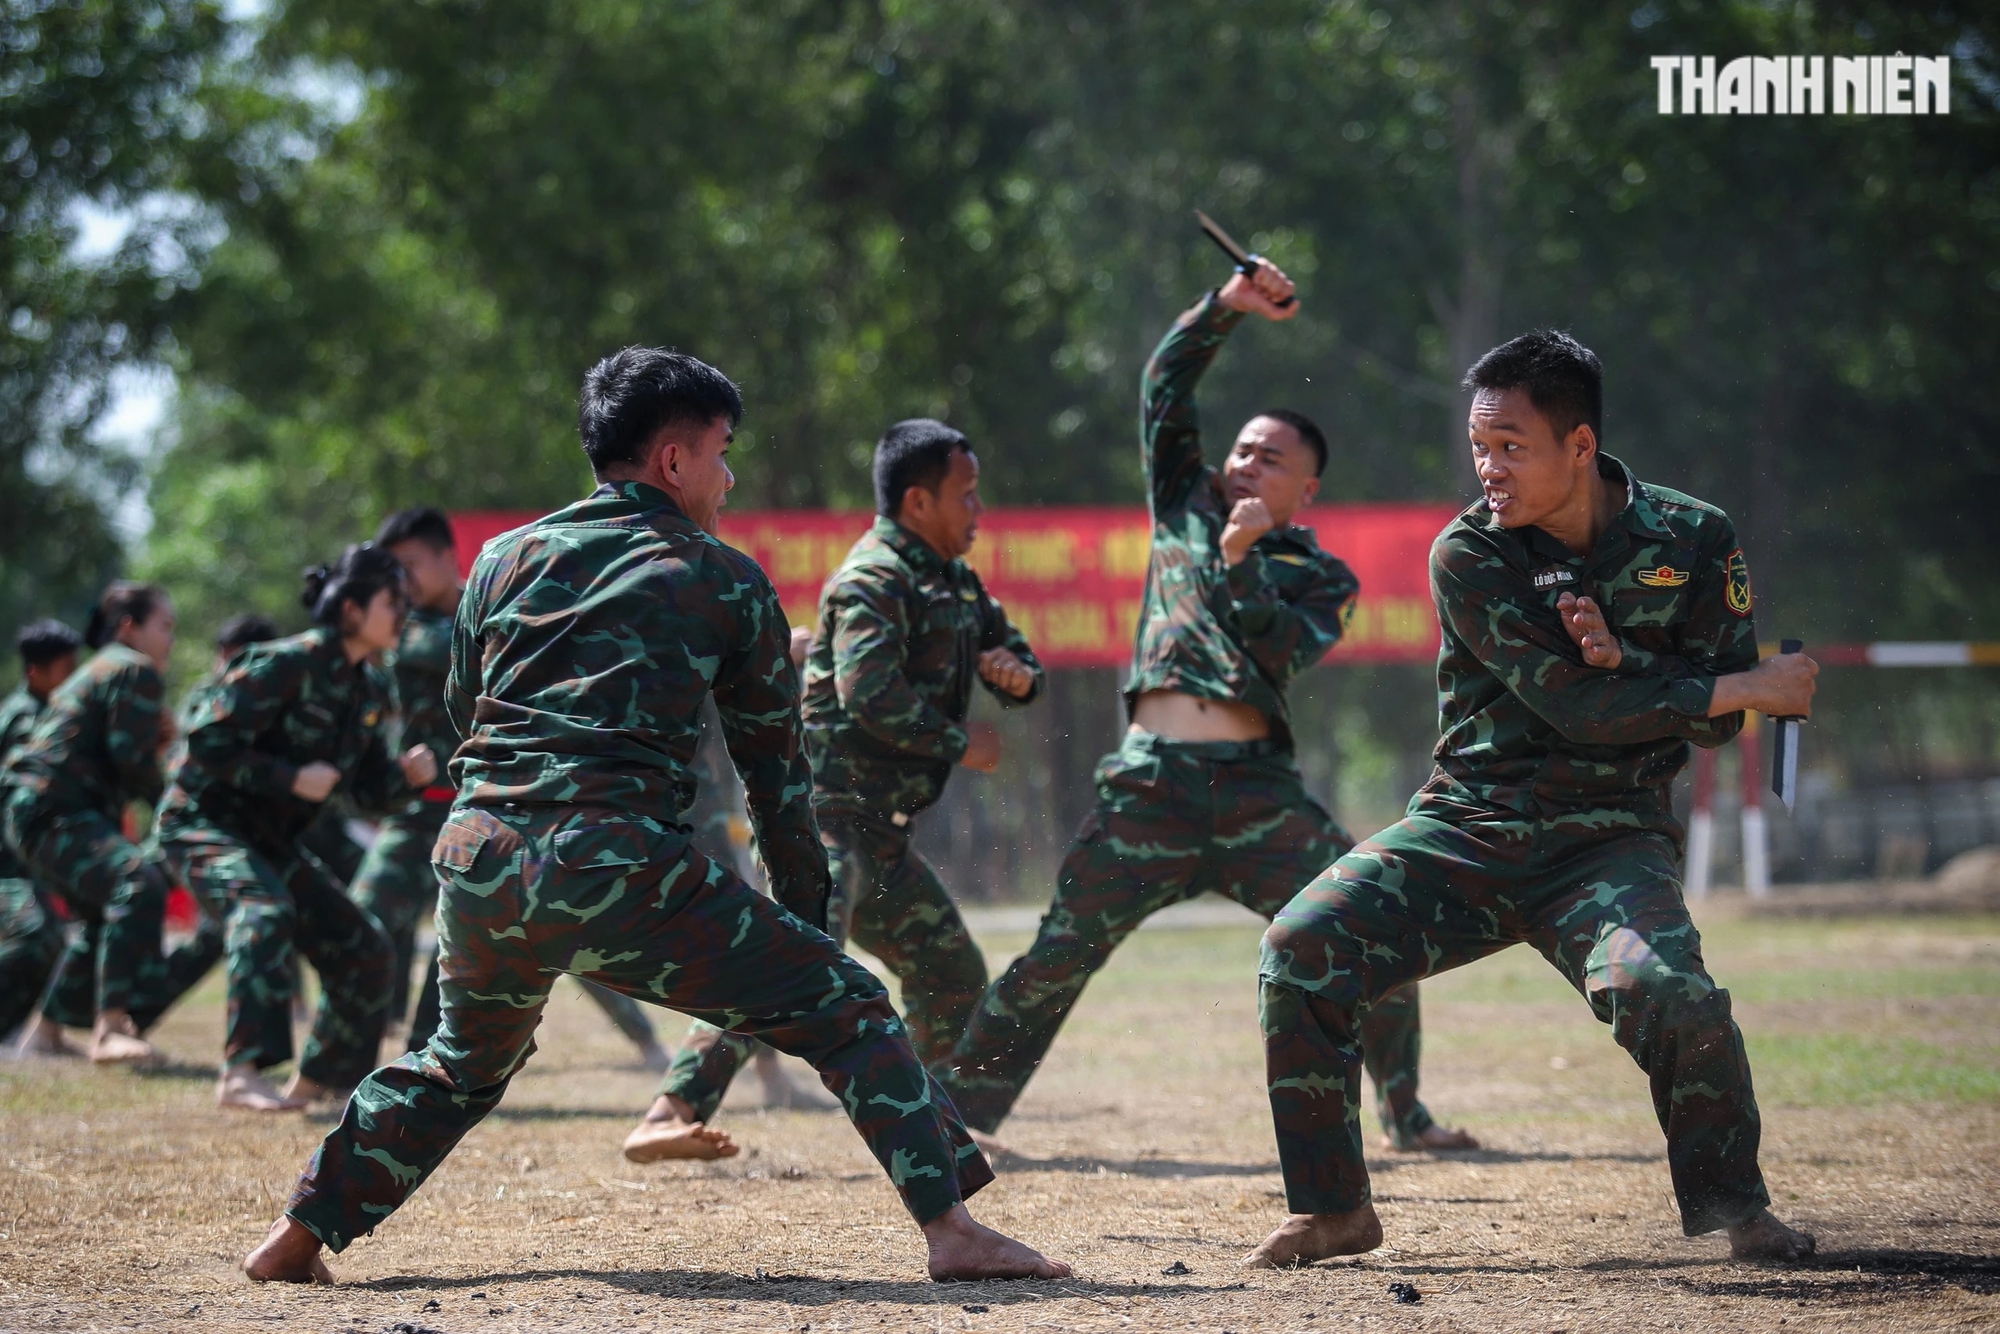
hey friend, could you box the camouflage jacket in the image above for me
[1413,452,1757,827]
[0,684,49,876]
[386,602,459,783]
[802,516,1044,819]
[162,627,411,857]
[1127,293,1360,748]
[445,481,828,924]
[5,645,166,834]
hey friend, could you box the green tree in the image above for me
[0,0,233,662]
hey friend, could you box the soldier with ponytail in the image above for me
[156,544,439,1112]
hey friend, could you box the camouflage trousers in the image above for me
[662,808,986,1119]
[284,803,991,1252]
[157,812,392,1087]
[348,798,451,1024]
[406,947,659,1055]
[938,732,1431,1139]
[0,878,64,1037]
[1261,806,1768,1234]
[7,804,221,1031]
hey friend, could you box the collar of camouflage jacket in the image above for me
[588,478,693,520]
[871,514,960,579]
[1482,451,1672,567]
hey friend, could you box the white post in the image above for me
[1685,745,1718,899]
[1740,714,1772,898]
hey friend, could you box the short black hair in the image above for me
[215,612,282,654]
[16,618,82,669]
[1252,408,1328,476]
[375,506,455,551]
[873,419,970,518]
[302,543,407,627]
[1462,330,1603,446]
[85,581,170,650]
[577,346,743,473]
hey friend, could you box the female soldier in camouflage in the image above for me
[3,582,208,1066]
[158,545,438,1112]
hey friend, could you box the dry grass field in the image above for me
[2,902,1997,1333]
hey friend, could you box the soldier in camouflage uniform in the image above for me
[652,419,1043,1138]
[0,619,82,1044]
[379,510,671,1069]
[158,545,438,1111]
[351,507,466,1026]
[939,265,1466,1152]
[1248,330,1819,1267]
[245,348,1066,1285]
[4,585,216,1065]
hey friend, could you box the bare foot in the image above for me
[218,1065,308,1112]
[1388,1123,1479,1152]
[1727,1208,1816,1262]
[280,1074,349,1106]
[621,1095,739,1163]
[922,1204,1070,1280]
[242,1215,334,1284]
[968,1127,1012,1161]
[91,1011,162,1067]
[16,1016,84,1059]
[1244,1206,1384,1268]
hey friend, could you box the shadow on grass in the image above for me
[998,1153,1274,1178]
[345,1267,1249,1307]
[1669,1248,2000,1299]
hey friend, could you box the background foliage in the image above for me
[5,0,1997,853]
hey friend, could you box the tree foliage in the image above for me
[146,2,2000,643]
[0,0,233,644]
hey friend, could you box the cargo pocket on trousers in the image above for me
[432,808,495,873]
[552,819,668,871]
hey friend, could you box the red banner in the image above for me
[450,503,1462,667]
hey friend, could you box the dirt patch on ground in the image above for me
[3,909,1996,1332]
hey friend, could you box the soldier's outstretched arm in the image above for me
[829,575,973,761]
[713,564,830,930]
[1231,552,1358,684]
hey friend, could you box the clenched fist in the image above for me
[978,646,1034,699]
[1220,497,1276,567]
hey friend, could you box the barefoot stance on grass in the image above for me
[1243,1205,1384,1269]
[1389,1123,1479,1152]
[217,1064,306,1112]
[1727,1209,1817,1262]
[1243,1203,1816,1268]
[89,1010,161,1066]
[622,1093,739,1162]
[242,1217,334,1284]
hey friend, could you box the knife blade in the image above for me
[1194,210,1296,308]
[1770,637,1803,813]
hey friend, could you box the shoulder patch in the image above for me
[1724,548,1753,617]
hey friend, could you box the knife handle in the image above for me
[1772,638,1804,720]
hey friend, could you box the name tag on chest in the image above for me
[1531,567,1577,590]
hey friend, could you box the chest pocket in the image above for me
[1609,548,1698,640]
